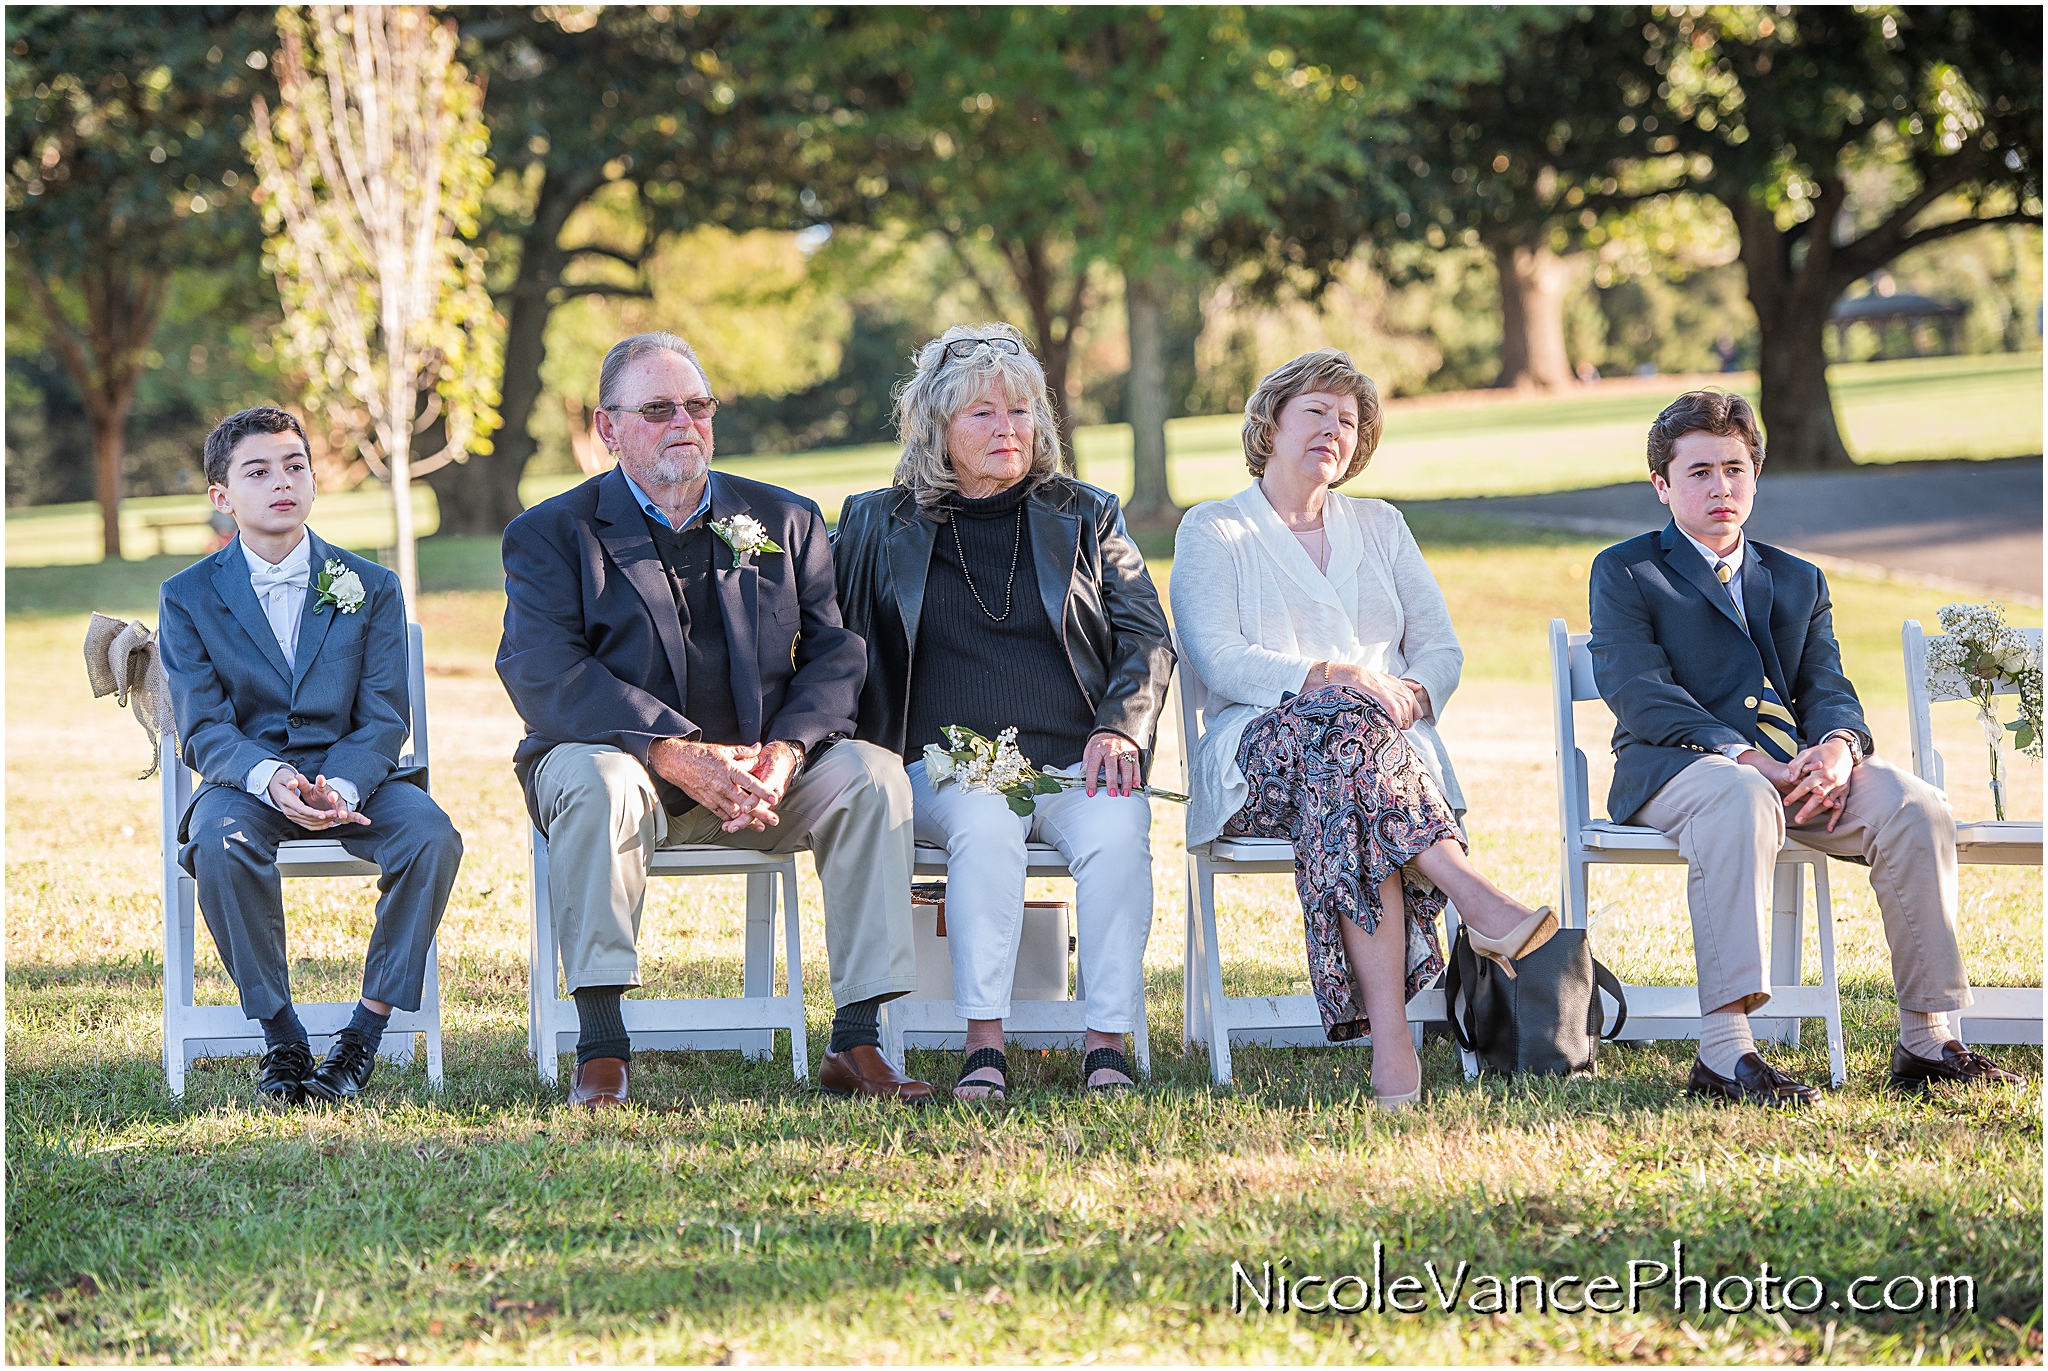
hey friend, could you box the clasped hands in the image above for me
[264,767,369,829]
[1742,737,1855,831]
[1303,661,1432,730]
[649,737,804,833]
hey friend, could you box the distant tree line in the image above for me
[7,5,2040,555]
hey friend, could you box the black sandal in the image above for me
[1083,1046,1138,1094]
[954,1046,1008,1102]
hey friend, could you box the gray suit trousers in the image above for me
[180,781,462,1020]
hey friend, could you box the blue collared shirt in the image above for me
[619,467,711,531]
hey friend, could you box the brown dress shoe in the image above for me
[568,1056,629,1108]
[817,1044,936,1102]
[1889,1040,2026,1092]
[1686,1052,1820,1107]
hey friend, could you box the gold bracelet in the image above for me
[1322,660,1332,684]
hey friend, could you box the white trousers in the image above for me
[908,760,1154,1032]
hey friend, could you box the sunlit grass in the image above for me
[7,513,2038,1363]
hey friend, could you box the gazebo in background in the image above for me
[1829,290,1966,360]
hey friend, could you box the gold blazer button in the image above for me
[1744,696,1759,709]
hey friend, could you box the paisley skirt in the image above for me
[1222,685,1460,1042]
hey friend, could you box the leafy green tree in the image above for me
[5,5,273,558]
[1646,5,2042,468]
[439,6,885,533]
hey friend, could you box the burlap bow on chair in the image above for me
[84,611,177,778]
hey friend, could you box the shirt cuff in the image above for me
[328,777,360,812]
[245,759,289,811]
[1717,743,1752,761]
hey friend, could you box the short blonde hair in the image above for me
[1241,348,1384,486]
[892,322,1062,510]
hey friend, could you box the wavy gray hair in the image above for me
[1241,348,1383,486]
[892,321,1063,510]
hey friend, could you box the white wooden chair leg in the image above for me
[742,872,775,1062]
[879,1000,906,1073]
[530,829,562,1087]
[781,864,809,1082]
[165,876,193,1100]
[1814,865,1846,1087]
[1199,865,1234,1085]
[1181,858,1202,1048]
[1133,987,1152,1077]
[422,939,445,1090]
[1766,862,1805,1048]
[1564,854,1591,930]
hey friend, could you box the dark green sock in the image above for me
[828,996,884,1054]
[573,986,631,1064]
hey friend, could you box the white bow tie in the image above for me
[250,560,308,595]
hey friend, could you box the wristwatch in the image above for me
[1821,729,1865,765]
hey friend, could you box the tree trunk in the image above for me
[426,166,600,534]
[91,406,127,560]
[1735,204,1855,471]
[1493,239,1577,391]
[1123,262,1177,523]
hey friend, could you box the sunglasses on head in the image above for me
[939,336,1024,364]
[604,396,719,425]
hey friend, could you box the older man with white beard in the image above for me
[497,332,930,1107]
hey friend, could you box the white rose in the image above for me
[727,514,768,550]
[922,744,956,784]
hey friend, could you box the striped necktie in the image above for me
[1716,559,1799,760]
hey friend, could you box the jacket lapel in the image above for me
[1658,521,1748,635]
[290,530,338,697]
[211,539,293,685]
[595,467,693,700]
[1028,490,1080,649]
[709,473,763,742]
[1236,483,1346,612]
[886,495,937,660]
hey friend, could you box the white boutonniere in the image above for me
[313,559,366,615]
[709,514,784,569]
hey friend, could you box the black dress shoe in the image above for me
[1889,1040,2026,1092]
[256,1041,315,1107]
[303,1034,377,1103]
[1687,1052,1821,1107]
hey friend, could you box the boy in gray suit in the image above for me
[159,407,463,1106]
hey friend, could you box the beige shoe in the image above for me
[1374,1085,1421,1111]
[1466,906,1559,980]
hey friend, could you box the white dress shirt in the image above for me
[239,534,358,814]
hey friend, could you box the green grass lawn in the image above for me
[9,353,2039,564]
[7,508,2039,1364]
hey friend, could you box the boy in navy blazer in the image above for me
[159,407,462,1107]
[1590,392,2019,1104]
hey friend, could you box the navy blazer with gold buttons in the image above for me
[1588,520,1872,825]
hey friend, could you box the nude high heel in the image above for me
[1465,906,1559,980]
[1374,1085,1421,1111]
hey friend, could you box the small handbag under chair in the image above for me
[1444,924,1628,1076]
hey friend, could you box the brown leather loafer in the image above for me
[1687,1052,1820,1108]
[1889,1040,2026,1092]
[817,1044,936,1103]
[568,1056,629,1108]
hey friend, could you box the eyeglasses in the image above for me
[940,336,1023,364]
[604,396,719,425]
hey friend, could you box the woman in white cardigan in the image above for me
[1171,348,1557,1108]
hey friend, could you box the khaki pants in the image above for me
[1633,754,1971,1016]
[530,740,918,1008]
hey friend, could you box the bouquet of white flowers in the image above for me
[1926,601,2043,821]
[923,725,1189,816]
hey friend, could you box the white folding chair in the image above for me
[878,843,1154,1076]
[161,621,445,1098]
[1902,620,2044,1045]
[527,831,808,1084]
[1550,619,1845,1085]
[1174,651,1458,1086]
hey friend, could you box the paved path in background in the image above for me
[1412,456,2042,603]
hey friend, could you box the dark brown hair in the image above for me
[1647,390,1765,483]
[202,406,309,487]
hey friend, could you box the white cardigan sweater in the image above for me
[1171,483,1466,846]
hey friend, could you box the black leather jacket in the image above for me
[833,477,1175,780]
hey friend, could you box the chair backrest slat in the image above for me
[1548,619,1595,834]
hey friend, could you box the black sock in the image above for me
[829,996,884,1054]
[574,986,631,1064]
[259,1003,309,1051]
[339,1000,391,1053]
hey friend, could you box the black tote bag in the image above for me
[1444,924,1628,1077]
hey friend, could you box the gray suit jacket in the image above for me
[158,529,420,840]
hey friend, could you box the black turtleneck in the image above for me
[905,481,1096,771]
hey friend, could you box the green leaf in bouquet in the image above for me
[1004,790,1038,816]
[1033,774,1064,796]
